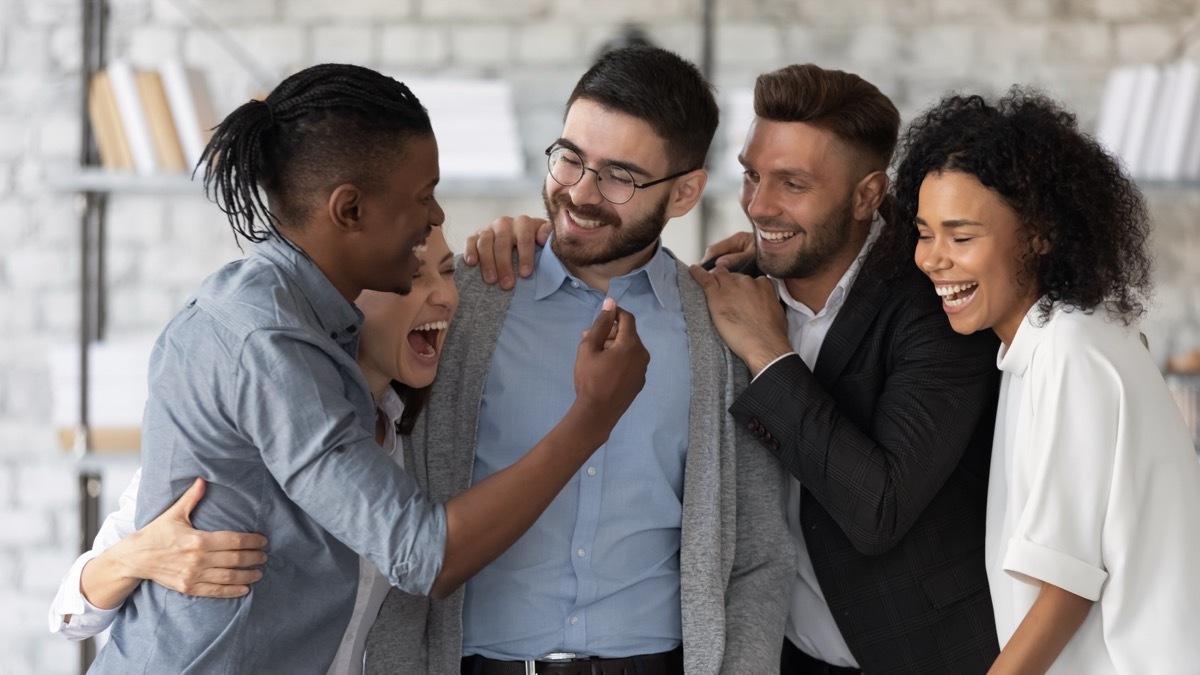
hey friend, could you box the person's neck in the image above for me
[781,221,871,314]
[361,367,391,405]
[285,229,362,303]
[562,241,658,295]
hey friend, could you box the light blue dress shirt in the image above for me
[463,241,692,659]
[90,235,447,674]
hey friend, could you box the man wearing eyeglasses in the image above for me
[364,46,793,675]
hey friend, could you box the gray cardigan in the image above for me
[365,256,794,674]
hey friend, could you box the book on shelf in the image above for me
[136,70,188,173]
[160,58,217,172]
[106,60,159,175]
[87,70,134,171]
[86,60,217,176]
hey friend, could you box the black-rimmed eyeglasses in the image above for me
[545,145,697,205]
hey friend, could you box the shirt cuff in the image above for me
[751,352,797,383]
[1003,537,1108,601]
[48,550,122,639]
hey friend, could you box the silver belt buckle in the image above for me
[525,653,576,672]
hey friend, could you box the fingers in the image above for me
[514,217,542,278]
[166,477,206,522]
[491,226,517,290]
[583,297,618,351]
[609,306,638,346]
[701,230,751,261]
[535,219,552,247]
[203,530,269,552]
[474,228,499,284]
[463,232,480,266]
[688,264,719,293]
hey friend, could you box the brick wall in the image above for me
[3,0,1199,671]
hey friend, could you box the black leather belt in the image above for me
[461,646,684,675]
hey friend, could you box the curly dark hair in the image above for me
[873,87,1153,324]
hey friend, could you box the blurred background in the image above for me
[3,0,1200,672]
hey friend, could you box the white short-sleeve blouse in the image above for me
[987,304,1200,674]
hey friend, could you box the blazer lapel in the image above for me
[813,273,888,386]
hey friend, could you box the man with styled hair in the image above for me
[365,46,794,675]
[690,64,1002,673]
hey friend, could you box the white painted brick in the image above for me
[928,0,1009,21]
[716,24,783,68]
[0,510,53,546]
[19,548,78,593]
[550,0,696,20]
[908,24,980,80]
[313,25,377,64]
[228,26,308,76]
[37,115,78,161]
[31,198,78,249]
[0,421,58,459]
[37,288,80,335]
[0,199,32,244]
[149,0,276,25]
[6,247,78,292]
[0,120,29,160]
[107,197,166,245]
[34,639,77,675]
[846,23,904,66]
[286,0,414,21]
[1115,23,1175,62]
[380,24,450,68]
[106,287,183,333]
[515,23,583,65]
[0,292,40,337]
[449,24,514,67]
[127,26,183,67]
[421,0,553,20]
[4,25,50,73]
[48,24,82,71]
[23,0,79,25]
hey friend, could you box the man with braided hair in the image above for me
[88,63,650,674]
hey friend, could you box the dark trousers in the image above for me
[780,638,861,675]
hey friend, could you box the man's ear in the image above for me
[665,169,708,220]
[852,170,889,222]
[327,183,365,233]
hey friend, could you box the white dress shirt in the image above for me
[988,303,1200,673]
[755,219,880,668]
[49,389,408,675]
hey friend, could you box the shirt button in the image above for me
[571,281,580,288]
[576,547,586,558]
[329,332,337,339]
[586,467,596,477]
[570,616,579,625]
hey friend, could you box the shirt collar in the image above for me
[997,299,1051,376]
[533,237,676,309]
[771,213,883,317]
[377,386,407,425]
[253,234,364,345]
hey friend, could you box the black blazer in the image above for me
[730,259,1001,675]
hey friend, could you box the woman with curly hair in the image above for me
[895,89,1200,674]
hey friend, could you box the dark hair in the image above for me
[200,63,433,244]
[391,381,429,436]
[884,88,1152,324]
[753,64,900,172]
[566,45,718,173]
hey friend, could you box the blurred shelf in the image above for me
[43,166,545,198]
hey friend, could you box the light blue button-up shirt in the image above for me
[91,235,447,674]
[463,241,691,659]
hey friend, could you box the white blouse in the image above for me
[49,389,408,675]
[988,304,1200,673]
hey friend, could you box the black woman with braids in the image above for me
[72,64,649,674]
[895,89,1200,674]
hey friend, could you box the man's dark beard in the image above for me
[756,194,856,279]
[543,185,669,268]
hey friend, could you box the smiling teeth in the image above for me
[412,243,428,256]
[569,211,605,229]
[758,230,796,242]
[413,320,448,332]
[935,283,978,297]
